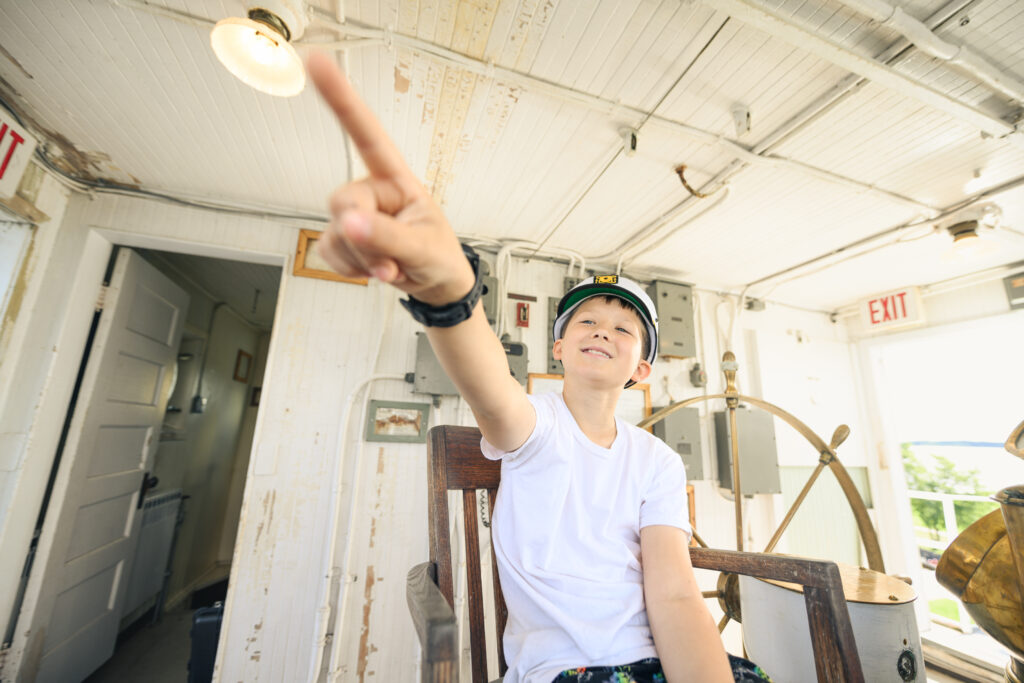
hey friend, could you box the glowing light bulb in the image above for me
[210,16,304,97]
[248,30,281,66]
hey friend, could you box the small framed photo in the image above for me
[233,350,253,383]
[294,229,369,285]
[251,386,261,406]
[364,400,430,443]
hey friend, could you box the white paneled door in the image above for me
[17,249,187,683]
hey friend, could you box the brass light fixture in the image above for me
[211,2,307,97]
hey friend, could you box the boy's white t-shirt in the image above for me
[480,392,691,683]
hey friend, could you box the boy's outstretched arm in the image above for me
[641,525,734,683]
[307,52,534,451]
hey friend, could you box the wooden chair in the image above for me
[407,425,865,683]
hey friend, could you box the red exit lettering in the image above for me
[868,292,909,325]
[0,123,26,181]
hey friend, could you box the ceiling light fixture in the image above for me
[939,203,1001,262]
[211,2,307,97]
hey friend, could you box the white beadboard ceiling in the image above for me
[1,0,1022,311]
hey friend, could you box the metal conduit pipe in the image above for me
[738,172,1024,297]
[702,0,1020,142]
[836,0,1024,103]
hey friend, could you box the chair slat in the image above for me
[463,489,488,683]
[428,428,456,609]
[488,487,507,676]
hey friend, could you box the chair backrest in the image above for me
[426,425,507,682]
[425,424,864,683]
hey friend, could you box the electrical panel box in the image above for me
[412,332,458,395]
[713,409,781,495]
[645,280,696,359]
[413,332,528,396]
[547,296,562,374]
[651,406,704,481]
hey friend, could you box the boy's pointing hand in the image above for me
[307,52,474,306]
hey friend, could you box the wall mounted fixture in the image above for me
[940,203,1001,261]
[210,2,307,97]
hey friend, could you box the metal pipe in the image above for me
[740,173,1024,295]
[703,0,1019,141]
[836,0,1024,103]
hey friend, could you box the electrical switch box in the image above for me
[651,406,704,481]
[645,280,696,359]
[413,332,528,396]
[516,302,529,327]
[713,409,781,495]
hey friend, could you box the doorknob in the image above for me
[137,472,159,509]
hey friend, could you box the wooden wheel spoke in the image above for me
[763,463,826,554]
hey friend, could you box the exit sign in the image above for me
[0,111,37,200]
[860,287,924,332]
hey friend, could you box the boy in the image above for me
[307,52,762,683]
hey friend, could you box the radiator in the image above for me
[123,488,182,617]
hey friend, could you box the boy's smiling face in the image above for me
[553,297,652,388]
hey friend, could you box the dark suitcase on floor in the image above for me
[188,601,224,683]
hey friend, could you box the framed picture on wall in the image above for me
[294,229,369,285]
[526,373,652,429]
[233,350,253,383]
[364,400,430,443]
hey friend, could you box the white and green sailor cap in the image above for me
[552,274,659,368]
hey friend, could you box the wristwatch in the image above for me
[400,244,483,327]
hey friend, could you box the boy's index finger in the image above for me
[307,51,411,182]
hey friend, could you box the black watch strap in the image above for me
[400,244,483,327]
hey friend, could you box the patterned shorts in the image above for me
[552,655,773,682]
